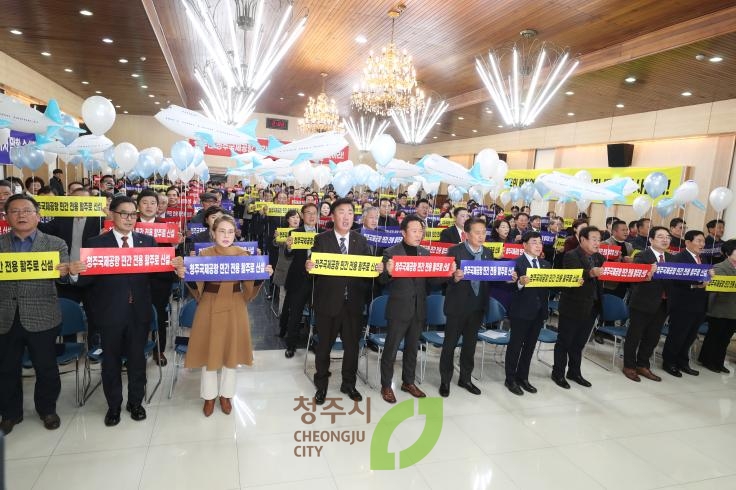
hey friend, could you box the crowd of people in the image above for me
[0,175,733,434]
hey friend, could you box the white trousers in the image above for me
[200,367,236,400]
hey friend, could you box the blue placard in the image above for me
[183,255,269,281]
[361,228,403,247]
[220,201,234,211]
[652,262,712,281]
[187,223,206,235]
[540,232,557,245]
[194,241,258,255]
[376,226,402,236]
[460,260,515,281]
[0,130,36,164]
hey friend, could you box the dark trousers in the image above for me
[381,316,423,387]
[624,302,667,369]
[314,304,361,391]
[662,310,704,368]
[699,317,736,369]
[285,284,312,349]
[553,309,597,378]
[151,283,170,352]
[101,308,147,409]
[439,310,483,385]
[0,310,60,420]
[505,314,545,383]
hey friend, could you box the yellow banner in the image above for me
[148,184,170,190]
[555,237,566,248]
[526,268,583,287]
[424,228,443,241]
[505,166,684,205]
[706,275,736,292]
[35,196,106,217]
[354,205,362,215]
[291,232,316,250]
[309,252,382,277]
[440,217,455,227]
[267,204,302,217]
[0,251,61,280]
[379,193,396,200]
[563,218,574,228]
[484,242,504,258]
[275,228,291,243]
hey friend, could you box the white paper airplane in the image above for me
[227,158,294,178]
[154,104,259,148]
[0,95,79,136]
[537,172,638,205]
[377,158,421,181]
[415,153,495,189]
[37,134,114,159]
[261,131,348,164]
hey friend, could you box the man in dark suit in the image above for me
[552,226,605,389]
[439,207,468,244]
[79,196,161,427]
[629,218,651,251]
[662,230,709,377]
[0,195,84,435]
[507,212,530,243]
[377,198,399,228]
[378,215,451,403]
[440,217,500,397]
[283,203,321,358]
[49,169,65,196]
[305,199,383,405]
[505,231,551,395]
[623,226,672,382]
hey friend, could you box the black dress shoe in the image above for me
[551,374,571,389]
[703,364,723,374]
[340,386,363,402]
[104,409,121,427]
[663,364,682,378]
[439,383,450,397]
[314,389,327,405]
[679,366,699,376]
[720,366,730,374]
[518,379,537,394]
[504,380,523,396]
[0,416,23,435]
[126,402,147,421]
[566,373,592,387]
[457,380,481,395]
[40,413,61,430]
[285,348,295,358]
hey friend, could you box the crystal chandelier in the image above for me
[182,0,307,126]
[298,73,342,134]
[475,29,579,128]
[351,3,424,116]
[343,115,390,152]
[390,93,447,144]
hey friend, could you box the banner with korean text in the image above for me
[420,241,454,256]
[193,242,258,255]
[183,255,269,281]
[706,276,736,292]
[485,242,525,259]
[80,247,175,275]
[390,256,455,278]
[103,220,180,244]
[652,262,712,281]
[290,232,316,250]
[35,196,107,217]
[598,244,622,260]
[0,251,60,280]
[526,268,583,287]
[361,228,403,248]
[460,260,515,281]
[309,252,382,278]
[266,204,302,217]
[275,227,291,243]
[598,262,651,282]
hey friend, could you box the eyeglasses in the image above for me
[113,211,138,220]
[7,208,37,216]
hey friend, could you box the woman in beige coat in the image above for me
[174,215,272,416]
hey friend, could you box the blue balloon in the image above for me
[366,173,381,192]
[332,171,353,196]
[534,179,549,198]
[191,146,204,167]
[9,147,24,168]
[57,114,80,146]
[448,187,463,201]
[520,181,535,202]
[655,199,676,218]
[509,187,521,202]
[136,154,157,178]
[644,172,668,199]
[24,147,45,171]
[171,140,194,171]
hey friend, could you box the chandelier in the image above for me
[182,0,307,126]
[390,93,447,144]
[298,73,342,134]
[475,29,579,128]
[343,115,390,152]
[351,3,424,116]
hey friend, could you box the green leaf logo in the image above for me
[370,397,443,470]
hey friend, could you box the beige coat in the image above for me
[185,246,262,370]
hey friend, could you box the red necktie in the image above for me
[695,254,701,264]
[658,253,666,300]
[460,231,467,242]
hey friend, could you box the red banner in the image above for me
[391,256,455,277]
[419,241,454,256]
[80,247,175,275]
[0,220,9,235]
[319,217,333,228]
[598,261,651,282]
[598,244,622,260]
[502,243,525,259]
[102,221,180,244]
[189,137,349,163]
[165,207,193,219]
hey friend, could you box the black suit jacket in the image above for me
[79,231,158,326]
[39,216,103,252]
[311,229,372,317]
[439,226,462,244]
[667,249,708,314]
[377,215,399,228]
[508,255,551,321]
[628,248,672,312]
[284,226,321,291]
[379,243,437,322]
[444,243,493,316]
[558,247,604,317]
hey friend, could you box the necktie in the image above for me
[695,254,701,264]
[339,237,348,300]
[658,253,664,263]
[461,231,467,242]
[121,236,133,303]
[658,253,666,300]
[532,258,539,268]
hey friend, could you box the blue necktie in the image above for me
[532,258,538,268]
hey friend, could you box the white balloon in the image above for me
[313,165,331,188]
[194,161,208,177]
[140,147,164,165]
[293,162,313,187]
[43,151,57,165]
[672,180,699,204]
[167,167,179,182]
[370,134,396,166]
[113,142,139,172]
[475,149,499,179]
[493,160,509,184]
[575,170,592,183]
[709,186,733,213]
[499,190,511,206]
[577,199,591,212]
[632,195,653,218]
[180,165,196,182]
[406,183,419,198]
[421,178,440,195]
[82,95,116,135]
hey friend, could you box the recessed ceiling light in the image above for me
[625,76,636,83]
[565,91,574,95]
[616,103,624,108]
[131,73,140,78]
[458,116,464,120]
[41,51,51,57]
[102,37,113,44]
[115,105,121,108]
[79,9,93,16]
[567,112,575,116]
[432,136,438,139]
[355,35,367,44]
[64,68,73,73]
[297,92,305,97]
[279,97,284,100]
[472,129,477,133]
[10,29,22,35]
[681,91,692,96]
[148,94,155,98]
[141,85,148,89]
[497,125,503,128]
[118,58,128,63]
[95,90,102,94]
[451,133,456,137]
[140,56,146,61]
[154,101,160,105]
[435,122,440,126]
[709,56,723,63]
[123,110,129,114]
[485,109,492,114]
[81,81,89,85]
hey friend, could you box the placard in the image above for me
[35,196,106,217]
[193,241,258,255]
[706,276,736,292]
[598,244,622,260]
[419,241,454,256]
[0,251,60,280]
[103,220,180,244]
[80,247,175,275]
[598,262,651,282]
[183,255,269,281]
[309,252,382,277]
[460,260,515,281]
[652,262,712,281]
[390,256,455,277]
[290,232,316,250]
[526,268,583,287]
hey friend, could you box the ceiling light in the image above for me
[154,101,160,105]
[279,97,284,100]
[81,81,89,85]
[10,29,22,35]
[131,73,140,78]
[709,56,723,63]
[123,110,129,114]
[115,105,121,108]
[497,125,503,128]
[148,94,155,98]
[432,136,437,139]
[343,116,390,151]
[141,85,148,89]
[391,95,448,144]
[355,35,367,44]
[565,91,574,95]
[485,109,492,114]
[79,9,93,16]
[616,103,624,108]
[41,51,51,56]
[472,129,478,133]
[624,76,636,83]
[567,112,575,116]
[435,122,440,126]
[95,90,102,94]
[140,56,146,61]
[681,91,692,97]
[297,92,305,97]
[299,73,342,134]
[457,116,465,120]
[118,58,128,63]
[64,68,73,73]
[451,133,456,137]
[102,37,113,44]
